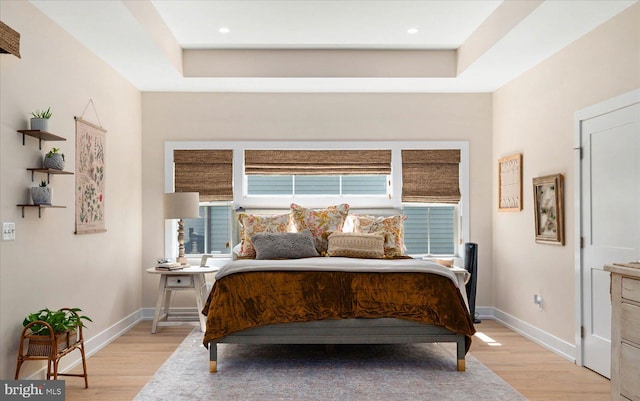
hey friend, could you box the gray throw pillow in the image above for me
[251,230,320,260]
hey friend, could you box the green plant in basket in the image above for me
[44,147,65,170]
[39,179,47,188]
[23,308,92,335]
[46,147,64,160]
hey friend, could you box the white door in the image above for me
[581,102,640,378]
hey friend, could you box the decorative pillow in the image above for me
[237,213,291,258]
[352,214,407,257]
[251,230,320,260]
[327,232,385,259]
[433,259,454,268]
[290,203,350,255]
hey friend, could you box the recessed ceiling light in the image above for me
[219,27,230,34]
[407,28,419,35]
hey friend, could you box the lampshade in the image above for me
[164,192,200,219]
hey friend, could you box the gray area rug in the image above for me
[134,329,528,401]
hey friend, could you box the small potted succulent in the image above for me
[30,180,52,205]
[30,107,52,131]
[44,147,65,170]
[21,307,92,355]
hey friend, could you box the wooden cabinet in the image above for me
[605,263,640,401]
[17,130,73,217]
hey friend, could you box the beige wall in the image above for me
[492,3,640,343]
[141,92,494,308]
[0,1,142,379]
[5,0,633,379]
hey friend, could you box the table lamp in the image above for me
[164,192,200,266]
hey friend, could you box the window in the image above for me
[182,205,232,255]
[165,141,469,259]
[403,205,457,255]
[247,175,388,196]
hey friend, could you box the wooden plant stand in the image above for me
[15,309,88,387]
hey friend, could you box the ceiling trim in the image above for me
[183,49,456,78]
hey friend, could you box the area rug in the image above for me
[134,329,528,401]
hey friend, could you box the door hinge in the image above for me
[580,237,584,249]
[575,146,583,159]
[581,326,585,338]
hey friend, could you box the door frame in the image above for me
[573,88,640,366]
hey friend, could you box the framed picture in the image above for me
[533,174,564,245]
[498,153,522,211]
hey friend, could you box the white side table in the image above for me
[146,266,219,334]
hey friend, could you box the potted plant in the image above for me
[30,180,52,205]
[43,147,65,170]
[30,107,52,131]
[21,308,92,355]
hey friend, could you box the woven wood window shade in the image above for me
[245,150,391,175]
[174,150,233,201]
[0,21,21,58]
[402,149,461,203]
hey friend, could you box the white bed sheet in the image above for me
[216,257,459,287]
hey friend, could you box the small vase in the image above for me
[30,118,49,131]
[31,187,52,205]
[43,153,65,170]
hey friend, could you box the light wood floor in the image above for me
[469,320,609,401]
[63,320,609,401]
[64,322,194,401]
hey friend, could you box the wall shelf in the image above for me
[17,204,66,218]
[17,129,72,216]
[17,129,66,149]
[26,168,73,183]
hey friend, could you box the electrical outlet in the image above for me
[2,222,16,241]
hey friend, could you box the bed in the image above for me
[202,256,476,372]
[201,204,476,372]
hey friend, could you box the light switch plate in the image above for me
[2,222,16,241]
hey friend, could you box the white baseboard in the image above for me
[144,306,578,363]
[475,306,576,362]
[23,309,145,379]
[25,305,577,378]
[141,307,201,320]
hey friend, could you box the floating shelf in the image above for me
[17,130,66,149]
[26,168,73,183]
[17,204,66,218]
[18,129,71,215]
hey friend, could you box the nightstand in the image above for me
[146,266,219,334]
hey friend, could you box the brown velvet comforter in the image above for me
[202,268,476,352]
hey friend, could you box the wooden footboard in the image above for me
[208,318,466,372]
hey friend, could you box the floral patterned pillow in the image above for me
[290,203,350,255]
[237,213,291,258]
[352,214,407,257]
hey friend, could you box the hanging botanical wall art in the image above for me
[75,117,106,234]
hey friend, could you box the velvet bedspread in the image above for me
[202,270,476,352]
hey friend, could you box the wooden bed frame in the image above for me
[208,318,467,373]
